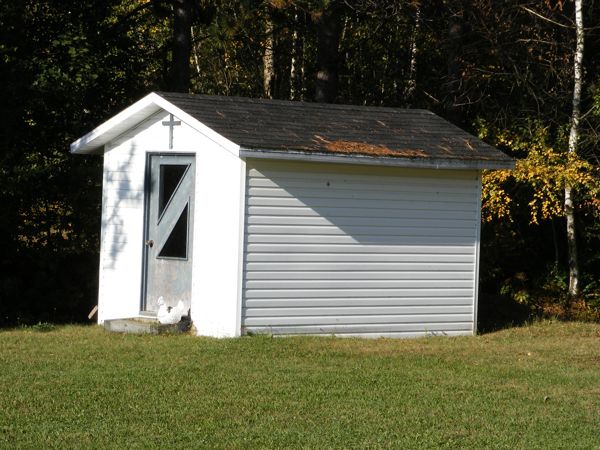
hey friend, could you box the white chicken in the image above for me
[156,296,186,324]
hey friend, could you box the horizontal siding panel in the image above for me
[103,170,145,182]
[248,165,475,182]
[244,314,472,326]
[101,230,141,242]
[245,297,473,308]
[103,182,145,191]
[101,248,142,268]
[102,212,143,225]
[103,182,145,194]
[246,244,473,254]
[248,177,474,194]
[248,187,473,203]
[242,160,478,337]
[105,154,145,169]
[315,331,471,338]
[245,271,474,280]
[247,215,474,228]
[246,253,474,263]
[246,225,474,237]
[246,262,474,271]
[101,235,129,245]
[101,239,129,249]
[244,279,473,289]
[103,189,145,202]
[247,236,473,246]
[103,199,144,209]
[248,196,476,210]
[244,323,472,336]
[101,236,143,249]
[244,305,472,317]
[248,206,475,220]
[101,259,141,273]
[245,288,473,298]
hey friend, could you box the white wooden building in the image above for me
[71,92,513,338]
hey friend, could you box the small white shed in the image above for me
[71,92,513,338]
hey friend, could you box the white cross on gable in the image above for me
[162,114,181,149]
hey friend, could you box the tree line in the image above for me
[0,0,598,326]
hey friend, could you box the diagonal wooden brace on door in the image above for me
[155,164,193,256]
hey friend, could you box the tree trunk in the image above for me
[565,0,584,298]
[315,2,342,103]
[290,6,301,100]
[404,0,421,105]
[171,0,192,92]
[300,13,306,102]
[445,2,464,125]
[263,10,274,99]
[190,25,201,78]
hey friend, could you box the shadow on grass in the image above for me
[477,293,533,334]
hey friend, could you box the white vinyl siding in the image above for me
[98,138,146,322]
[241,160,480,338]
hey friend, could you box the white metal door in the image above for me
[143,154,195,314]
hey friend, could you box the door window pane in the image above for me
[159,164,188,217]
[158,204,188,259]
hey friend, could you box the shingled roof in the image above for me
[156,92,513,168]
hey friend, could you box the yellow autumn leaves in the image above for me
[479,122,599,224]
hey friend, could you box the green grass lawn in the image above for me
[1,322,599,449]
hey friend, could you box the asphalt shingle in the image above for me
[157,92,512,164]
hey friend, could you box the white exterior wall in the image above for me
[191,135,245,337]
[242,160,482,338]
[98,111,244,337]
[98,146,144,322]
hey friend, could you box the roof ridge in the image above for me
[155,91,433,115]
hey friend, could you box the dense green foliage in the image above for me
[0,1,164,324]
[1,322,599,447]
[0,0,598,324]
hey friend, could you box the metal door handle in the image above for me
[146,240,154,248]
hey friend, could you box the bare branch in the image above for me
[520,6,572,29]
[422,90,441,104]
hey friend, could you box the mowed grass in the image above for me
[1,322,599,449]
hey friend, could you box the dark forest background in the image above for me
[1,0,598,328]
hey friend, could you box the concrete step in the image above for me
[104,317,191,335]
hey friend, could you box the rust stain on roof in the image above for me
[326,140,397,156]
[438,144,453,154]
[313,135,427,158]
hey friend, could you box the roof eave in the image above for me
[70,93,163,154]
[70,92,239,155]
[240,148,515,170]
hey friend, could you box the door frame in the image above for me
[140,151,196,313]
